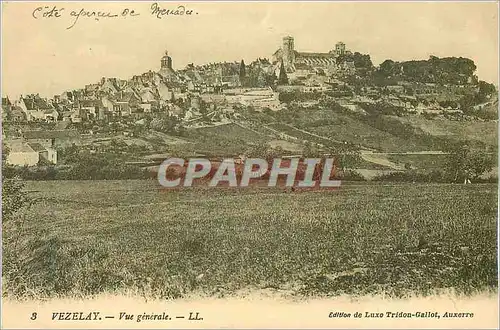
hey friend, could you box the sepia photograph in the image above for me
[1,1,499,328]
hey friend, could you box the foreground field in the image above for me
[2,180,497,300]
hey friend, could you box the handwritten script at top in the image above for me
[31,2,198,30]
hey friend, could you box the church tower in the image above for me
[282,36,295,70]
[159,50,177,82]
[335,42,346,56]
[161,51,173,70]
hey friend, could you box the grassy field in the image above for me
[180,123,269,156]
[2,180,497,301]
[394,116,498,147]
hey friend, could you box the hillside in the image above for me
[393,116,497,147]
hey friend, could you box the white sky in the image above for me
[2,1,498,98]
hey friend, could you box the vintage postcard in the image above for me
[1,1,499,329]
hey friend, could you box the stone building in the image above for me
[272,36,352,73]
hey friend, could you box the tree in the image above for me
[477,80,496,103]
[466,149,495,181]
[379,59,398,77]
[278,61,289,85]
[266,71,278,87]
[239,59,246,80]
[2,144,30,221]
[444,141,494,182]
[257,71,267,87]
[339,52,374,70]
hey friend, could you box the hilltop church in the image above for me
[272,36,352,73]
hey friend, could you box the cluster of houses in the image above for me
[2,50,287,125]
[1,38,369,126]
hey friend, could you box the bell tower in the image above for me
[335,42,346,56]
[161,50,173,70]
[282,36,295,71]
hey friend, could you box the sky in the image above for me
[1,1,499,98]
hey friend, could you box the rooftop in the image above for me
[296,51,336,59]
[22,95,53,110]
[27,142,47,152]
[7,142,36,153]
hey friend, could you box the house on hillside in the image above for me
[28,142,57,164]
[5,140,57,166]
[18,94,58,122]
[79,99,104,120]
[5,142,39,166]
[137,88,159,112]
[62,109,84,123]
[111,91,141,116]
[23,130,80,148]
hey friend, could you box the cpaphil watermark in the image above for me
[157,157,341,189]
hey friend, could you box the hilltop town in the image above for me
[3,0,499,316]
[1,36,498,180]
